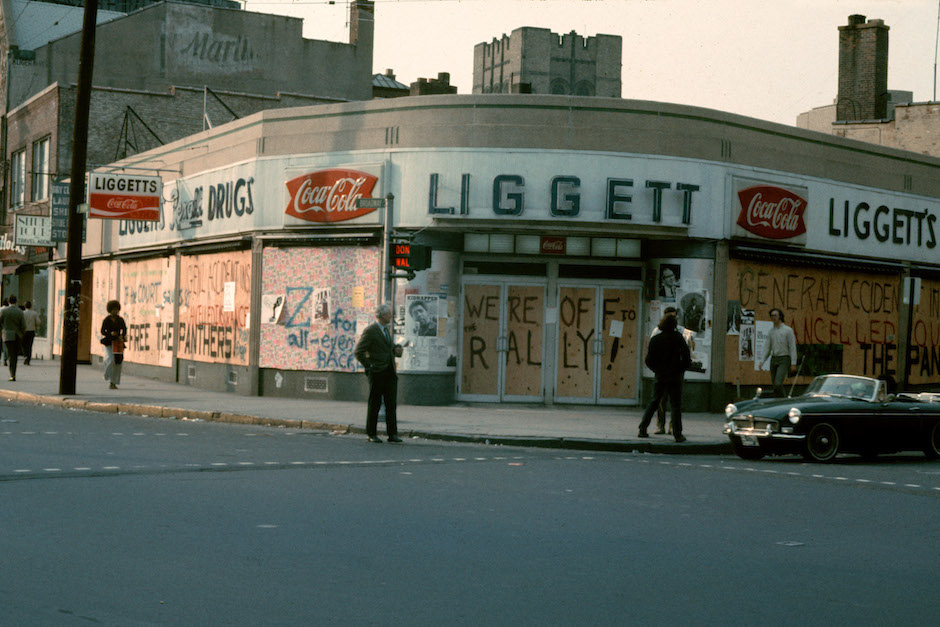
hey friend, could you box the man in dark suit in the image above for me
[638,314,692,443]
[354,303,403,443]
[0,295,26,382]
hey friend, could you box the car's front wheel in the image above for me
[731,437,765,460]
[924,421,940,460]
[803,422,840,462]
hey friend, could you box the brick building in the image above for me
[472,27,621,97]
[798,14,940,160]
[0,0,376,361]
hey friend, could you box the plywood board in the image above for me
[461,283,500,396]
[504,285,543,397]
[556,286,596,399]
[599,288,639,400]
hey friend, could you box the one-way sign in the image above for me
[355,197,386,209]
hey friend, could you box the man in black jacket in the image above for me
[354,303,403,443]
[638,314,692,442]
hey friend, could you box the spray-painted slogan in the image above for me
[259,246,381,373]
[178,251,251,365]
[727,260,906,384]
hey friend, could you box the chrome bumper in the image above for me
[723,425,806,441]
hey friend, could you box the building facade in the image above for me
[1,0,375,360]
[53,95,940,411]
[473,28,621,97]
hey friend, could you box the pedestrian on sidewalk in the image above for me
[759,308,797,398]
[354,302,403,443]
[0,295,26,381]
[638,314,691,442]
[22,301,38,365]
[649,306,694,434]
[1,298,8,366]
[101,300,127,390]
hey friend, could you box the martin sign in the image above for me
[732,178,808,245]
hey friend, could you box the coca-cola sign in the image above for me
[88,172,162,221]
[736,185,807,240]
[285,169,379,223]
[540,236,566,255]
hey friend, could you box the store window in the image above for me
[31,137,50,201]
[10,149,25,208]
[33,267,49,337]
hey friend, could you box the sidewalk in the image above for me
[0,359,732,454]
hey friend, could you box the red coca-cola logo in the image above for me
[541,236,566,255]
[736,185,807,240]
[285,169,379,223]
[106,198,141,210]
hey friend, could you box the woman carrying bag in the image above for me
[101,300,128,390]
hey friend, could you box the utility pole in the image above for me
[59,0,98,395]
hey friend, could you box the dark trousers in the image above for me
[4,340,20,378]
[22,331,35,364]
[769,355,790,397]
[639,377,683,436]
[366,368,398,438]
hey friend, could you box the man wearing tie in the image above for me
[354,302,404,443]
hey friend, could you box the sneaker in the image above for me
[387,436,403,443]
[637,430,649,438]
[8,376,14,381]
[674,435,687,443]
[653,428,666,435]
[109,383,118,390]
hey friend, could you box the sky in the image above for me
[241,0,940,126]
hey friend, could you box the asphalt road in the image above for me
[1,402,938,625]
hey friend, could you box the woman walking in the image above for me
[101,300,127,389]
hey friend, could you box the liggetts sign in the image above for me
[88,171,162,221]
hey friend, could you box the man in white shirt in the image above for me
[760,308,798,397]
[649,306,694,433]
[22,301,39,365]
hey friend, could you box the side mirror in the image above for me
[754,387,763,399]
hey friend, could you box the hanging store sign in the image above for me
[88,171,162,221]
[15,215,53,246]
[284,168,379,223]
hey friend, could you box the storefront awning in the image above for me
[730,244,905,274]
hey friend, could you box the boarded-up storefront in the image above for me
[725,258,901,386]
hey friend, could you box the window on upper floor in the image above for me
[31,137,51,202]
[10,148,25,208]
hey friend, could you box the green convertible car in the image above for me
[724,374,940,462]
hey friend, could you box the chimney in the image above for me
[837,14,889,121]
[349,1,375,54]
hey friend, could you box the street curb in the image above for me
[0,390,732,455]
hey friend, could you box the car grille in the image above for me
[731,416,779,433]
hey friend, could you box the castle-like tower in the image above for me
[473,27,621,97]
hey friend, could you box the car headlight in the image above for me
[788,407,801,424]
[725,403,737,418]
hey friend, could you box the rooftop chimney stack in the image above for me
[837,15,889,121]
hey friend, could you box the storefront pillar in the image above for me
[710,241,729,411]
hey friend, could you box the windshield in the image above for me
[805,375,876,400]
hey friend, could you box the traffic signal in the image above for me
[390,242,432,272]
